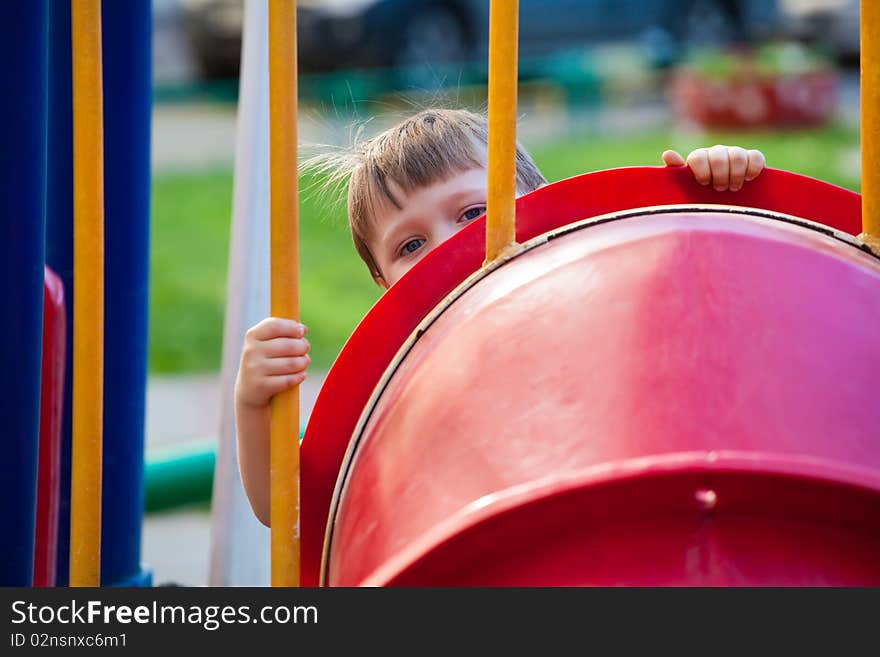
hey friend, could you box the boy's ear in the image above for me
[374,274,389,290]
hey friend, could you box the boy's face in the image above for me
[367,168,488,288]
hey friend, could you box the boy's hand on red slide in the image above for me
[662,146,765,192]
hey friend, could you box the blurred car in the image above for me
[780,0,859,64]
[180,0,781,80]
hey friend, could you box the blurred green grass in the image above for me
[150,124,860,374]
[150,169,376,373]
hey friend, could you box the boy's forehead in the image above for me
[368,167,488,233]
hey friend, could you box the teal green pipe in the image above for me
[144,430,305,513]
[144,440,216,513]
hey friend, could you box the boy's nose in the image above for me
[436,222,460,244]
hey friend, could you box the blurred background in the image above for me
[145,0,861,584]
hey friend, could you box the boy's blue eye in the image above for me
[461,206,486,222]
[401,238,425,255]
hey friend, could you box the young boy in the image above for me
[235,108,766,525]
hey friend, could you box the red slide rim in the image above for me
[300,166,862,585]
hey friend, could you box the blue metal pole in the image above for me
[46,0,75,587]
[49,0,153,586]
[0,0,48,586]
[99,0,152,587]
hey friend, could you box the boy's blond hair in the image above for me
[311,109,546,282]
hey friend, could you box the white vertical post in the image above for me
[208,0,272,587]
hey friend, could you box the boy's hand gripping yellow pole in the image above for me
[860,0,880,253]
[484,0,520,265]
[70,0,105,587]
[268,0,301,587]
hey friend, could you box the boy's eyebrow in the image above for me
[445,185,488,207]
[369,181,413,250]
[373,173,489,254]
[378,214,421,256]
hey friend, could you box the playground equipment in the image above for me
[2,0,878,587]
[34,267,66,587]
[315,182,880,586]
[1,0,150,587]
[298,0,880,586]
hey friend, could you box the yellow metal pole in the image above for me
[70,0,104,587]
[484,0,520,265]
[268,0,301,587]
[860,0,880,252]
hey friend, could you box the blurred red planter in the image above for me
[670,66,837,130]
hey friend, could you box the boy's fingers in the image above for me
[263,355,310,376]
[262,337,310,358]
[707,144,730,191]
[727,146,748,191]
[246,317,306,341]
[261,372,306,396]
[662,150,685,167]
[745,149,765,181]
[686,149,711,185]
